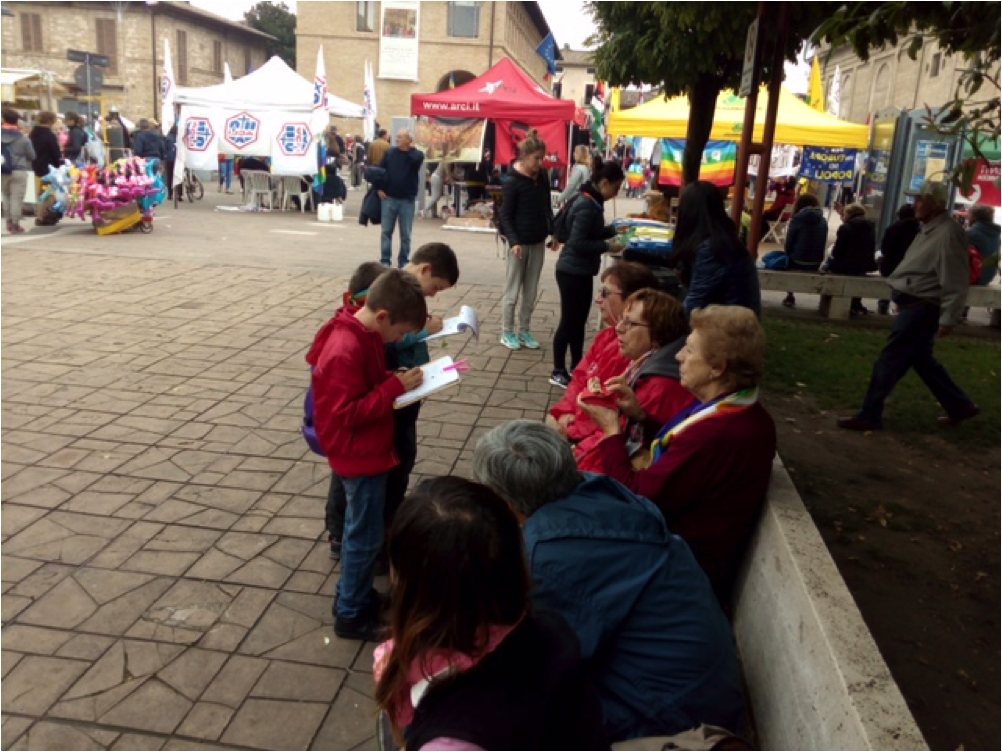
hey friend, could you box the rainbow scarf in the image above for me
[650,388,759,464]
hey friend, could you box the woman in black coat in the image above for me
[550,158,626,387]
[30,111,61,179]
[781,193,829,308]
[826,203,877,315]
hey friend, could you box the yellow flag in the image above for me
[808,58,824,112]
[610,87,621,114]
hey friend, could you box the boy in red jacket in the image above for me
[309,269,427,641]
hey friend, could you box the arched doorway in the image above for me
[436,70,476,92]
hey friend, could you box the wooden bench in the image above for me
[758,270,1001,325]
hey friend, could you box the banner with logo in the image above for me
[177,107,318,175]
[414,117,486,163]
[658,139,737,187]
[799,146,858,182]
[494,119,568,169]
[960,160,1001,207]
[380,0,420,81]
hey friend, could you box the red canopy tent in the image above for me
[411,58,576,168]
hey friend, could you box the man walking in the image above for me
[378,129,424,268]
[838,180,979,431]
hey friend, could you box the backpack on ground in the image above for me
[552,193,581,244]
[758,249,790,271]
[1,142,13,175]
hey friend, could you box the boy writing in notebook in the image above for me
[309,269,427,641]
[385,243,461,535]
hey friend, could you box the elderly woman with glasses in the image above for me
[578,305,776,600]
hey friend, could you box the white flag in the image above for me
[161,38,176,135]
[223,62,233,84]
[363,60,377,142]
[311,46,329,137]
[827,64,841,118]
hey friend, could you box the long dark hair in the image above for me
[375,477,531,726]
[672,180,746,283]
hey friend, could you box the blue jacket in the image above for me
[684,240,762,317]
[784,207,828,270]
[523,474,744,742]
[379,146,424,200]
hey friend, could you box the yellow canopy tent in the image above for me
[608,86,869,148]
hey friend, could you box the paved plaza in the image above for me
[0,192,591,751]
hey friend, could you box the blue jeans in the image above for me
[218,159,233,190]
[858,297,973,424]
[380,196,415,267]
[335,473,388,620]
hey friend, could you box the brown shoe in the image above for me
[837,416,883,431]
[937,404,980,427]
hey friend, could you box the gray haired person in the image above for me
[471,420,744,742]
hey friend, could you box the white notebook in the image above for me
[424,305,480,342]
[394,356,463,409]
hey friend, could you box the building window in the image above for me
[96,18,118,74]
[357,1,376,32]
[176,30,189,84]
[586,67,596,75]
[930,52,941,78]
[21,12,43,52]
[584,83,595,105]
[448,1,479,38]
[244,47,252,75]
[212,40,223,75]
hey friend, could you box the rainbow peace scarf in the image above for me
[650,388,759,464]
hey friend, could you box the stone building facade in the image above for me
[1,1,271,122]
[552,45,594,108]
[297,1,556,134]
[815,39,998,124]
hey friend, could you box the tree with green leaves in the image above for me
[587,2,835,183]
[813,2,1000,189]
[244,1,296,68]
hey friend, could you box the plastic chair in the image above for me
[242,170,273,210]
[281,176,313,213]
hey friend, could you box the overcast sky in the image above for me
[193,1,805,91]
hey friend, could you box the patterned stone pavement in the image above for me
[1,248,565,750]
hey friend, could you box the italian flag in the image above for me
[590,81,606,152]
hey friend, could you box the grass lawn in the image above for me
[761,317,1000,447]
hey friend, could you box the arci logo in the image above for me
[479,80,503,95]
[276,123,312,156]
[183,117,214,151]
[224,112,261,149]
[161,75,172,100]
[313,76,327,109]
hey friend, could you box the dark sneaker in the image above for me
[549,369,571,389]
[334,612,386,642]
[328,535,342,561]
[937,404,979,427]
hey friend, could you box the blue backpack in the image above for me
[1,142,13,175]
[301,373,325,456]
[759,250,790,271]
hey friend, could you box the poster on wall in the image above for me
[910,140,950,190]
[414,117,486,163]
[658,139,737,187]
[380,1,420,81]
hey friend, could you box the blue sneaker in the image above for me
[500,333,521,350]
[519,332,540,349]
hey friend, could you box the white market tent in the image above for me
[175,56,364,118]
[172,56,364,175]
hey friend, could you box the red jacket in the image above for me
[308,308,405,477]
[549,327,629,443]
[597,402,776,594]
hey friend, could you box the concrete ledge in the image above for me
[732,456,927,751]
[758,270,1001,323]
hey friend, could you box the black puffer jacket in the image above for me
[499,167,552,247]
[556,182,617,277]
[30,125,62,177]
[783,207,828,270]
[878,217,920,277]
[828,215,877,276]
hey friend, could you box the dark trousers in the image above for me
[553,270,594,372]
[858,296,973,424]
[325,401,422,541]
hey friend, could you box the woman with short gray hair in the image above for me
[471,419,744,742]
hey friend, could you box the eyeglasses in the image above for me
[598,287,623,299]
[615,318,649,332]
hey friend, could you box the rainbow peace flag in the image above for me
[658,139,737,187]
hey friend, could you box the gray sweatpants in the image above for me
[2,170,28,226]
[503,242,546,335]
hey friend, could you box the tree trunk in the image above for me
[683,75,722,186]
